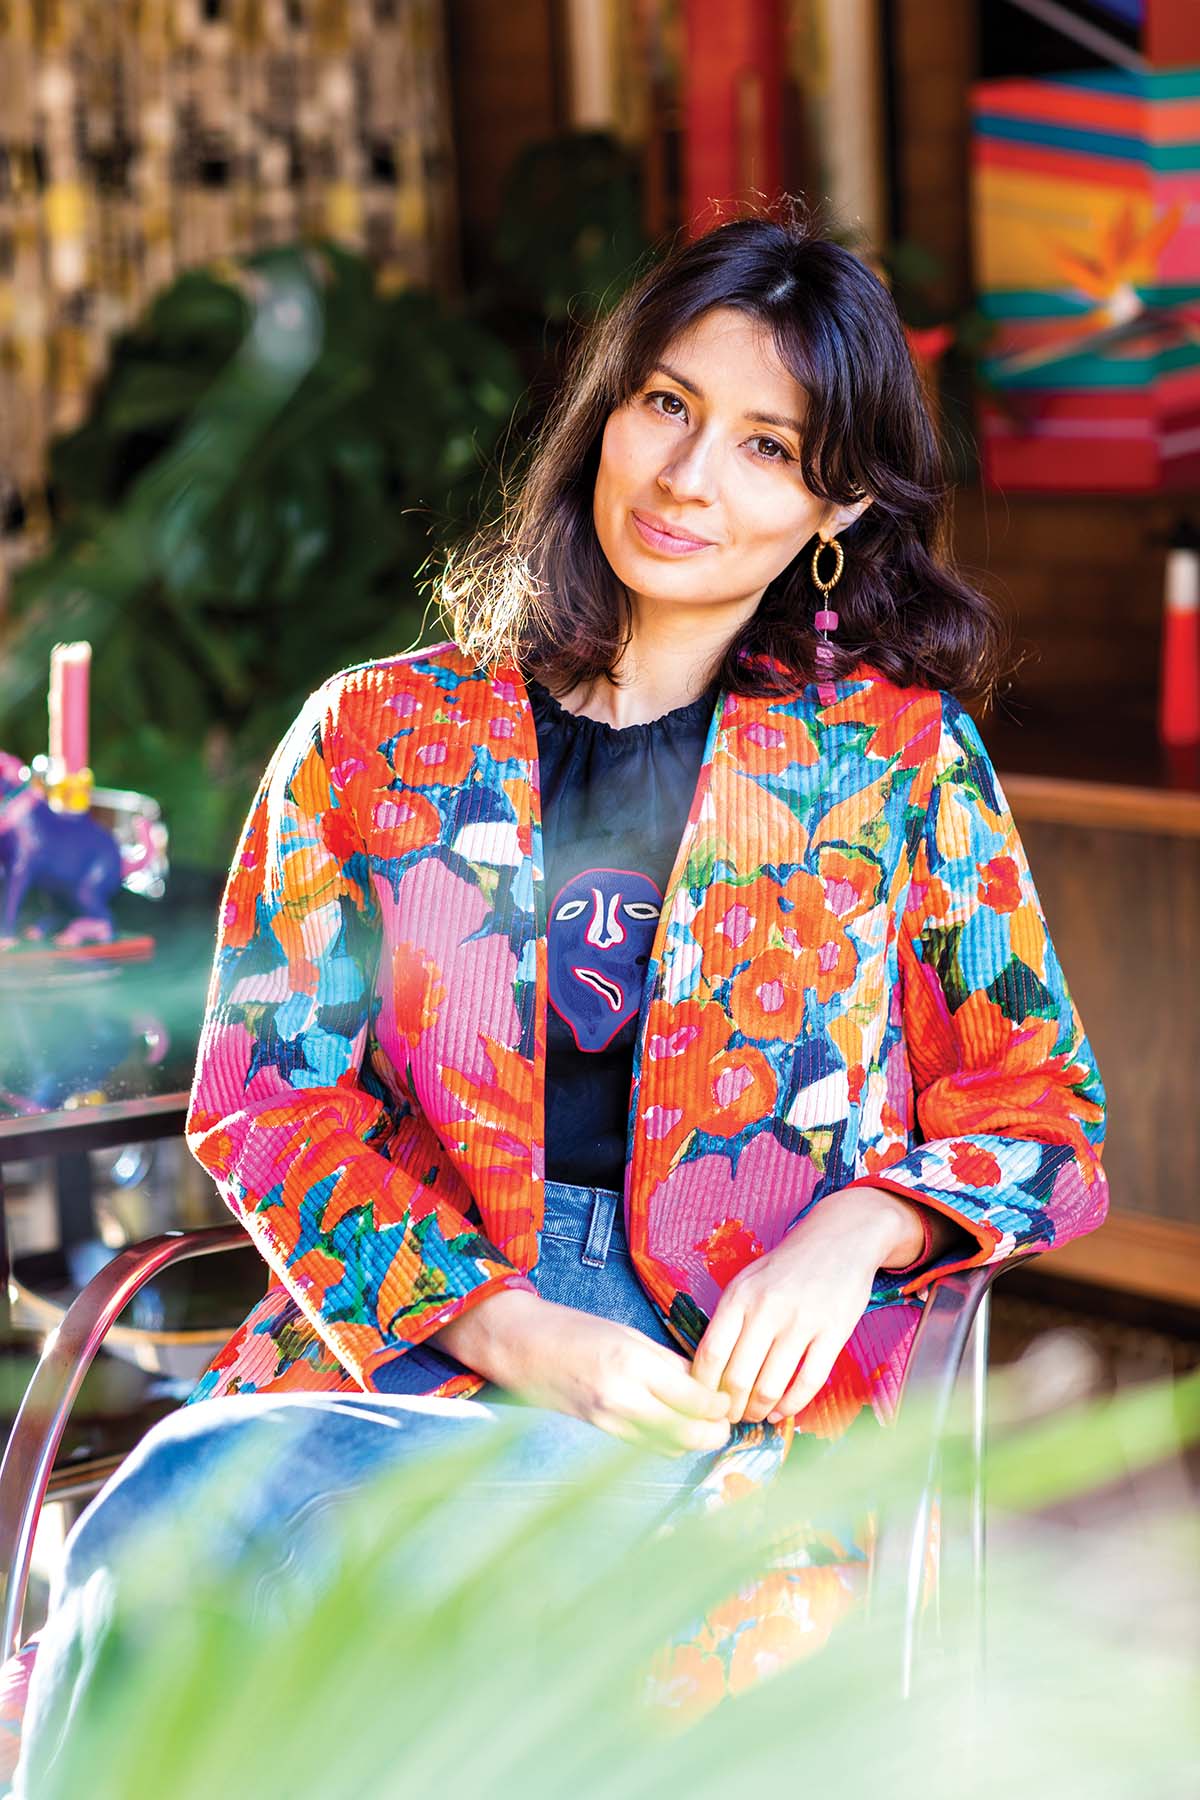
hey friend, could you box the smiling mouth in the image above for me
[630,510,716,555]
[573,966,624,1011]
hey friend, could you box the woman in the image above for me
[13,210,1108,1785]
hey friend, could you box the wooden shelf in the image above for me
[999,771,1200,837]
[976,686,1200,834]
[1032,1211,1200,1313]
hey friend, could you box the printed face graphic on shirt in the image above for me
[547,867,663,1052]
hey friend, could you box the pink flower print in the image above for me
[744,723,787,749]
[646,1128,822,1316]
[648,1023,701,1062]
[644,1105,685,1141]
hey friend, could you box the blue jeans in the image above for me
[14,1182,717,1794]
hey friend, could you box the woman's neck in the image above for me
[548,609,737,728]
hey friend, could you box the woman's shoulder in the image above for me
[309,640,497,720]
[780,660,1000,795]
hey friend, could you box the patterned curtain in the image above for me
[0,0,457,596]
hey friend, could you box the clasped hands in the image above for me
[433,1185,934,1457]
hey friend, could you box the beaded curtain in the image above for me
[0,0,457,599]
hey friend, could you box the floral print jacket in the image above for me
[183,640,1109,1439]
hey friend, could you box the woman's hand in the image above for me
[690,1186,934,1425]
[430,1289,733,1456]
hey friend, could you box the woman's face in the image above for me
[592,306,867,632]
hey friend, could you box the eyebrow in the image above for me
[653,361,805,437]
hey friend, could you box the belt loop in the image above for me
[581,1189,616,1268]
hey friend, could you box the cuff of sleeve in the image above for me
[841,1175,998,1297]
[360,1269,538,1390]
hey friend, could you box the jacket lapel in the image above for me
[621,658,888,1347]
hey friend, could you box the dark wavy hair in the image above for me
[440,203,1009,706]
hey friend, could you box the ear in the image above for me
[827,495,873,538]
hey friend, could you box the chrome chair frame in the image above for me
[0,1229,1025,1680]
[0,1224,247,1661]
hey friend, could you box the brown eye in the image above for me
[751,436,792,462]
[647,390,687,418]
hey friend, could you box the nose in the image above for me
[657,432,718,507]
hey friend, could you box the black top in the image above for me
[527,674,722,1192]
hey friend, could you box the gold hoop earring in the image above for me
[810,535,844,594]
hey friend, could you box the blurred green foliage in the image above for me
[0,241,525,871]
[488,130,653,324]
[24,1362,1200,1799]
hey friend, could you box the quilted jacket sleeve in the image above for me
[184,673,535,1390]
[846,690,1109,1302]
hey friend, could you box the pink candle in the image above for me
[48,641,91,776]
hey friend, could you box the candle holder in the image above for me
[0,645,168,968]
[42,759,96,815]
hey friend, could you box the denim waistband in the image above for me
[541,1179,629,1268]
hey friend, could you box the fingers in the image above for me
[646,1349,733,1422]
[604,1388,732,1456]
[695,1298,816,1424]
[769,1335,839,1422]
[717,1317,783,1423]
[742,1334,807,1424]
[691,1302,743,1393]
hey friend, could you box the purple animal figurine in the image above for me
[0,751,158,949]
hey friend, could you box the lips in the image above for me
[631,510,717,555]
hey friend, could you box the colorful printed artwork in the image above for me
[548,867,665,1051]
[971,66,1200,490]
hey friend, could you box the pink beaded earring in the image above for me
[811,533,845,706]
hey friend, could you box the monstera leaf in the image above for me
[0,241,525,871]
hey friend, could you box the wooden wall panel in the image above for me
[445,0,566,275]
[1011,815,1199,1230]
[886,0,976,313]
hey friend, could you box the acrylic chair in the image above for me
[0,1226,1020,1688]
[869,1254,1030,1699]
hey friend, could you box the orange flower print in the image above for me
[390,942,447,1050]
[691,881,762,978]
[409,723,476,788]
[728,947,807,1040]
[727,1609,812,1696]
[364,788,442,862]
[221,806,268,949]
[320,803,360,867]
[726,1569,860,1693]
[704,1043,777,1135]
[948,1141,1003,1188]
[862,1140,908,1177]
[728,706,818,776]
[856,688,941,769]
[775,869,858,1000]
[645,997,721,1067]
[978,854,1021,912]
[816,844,884,922]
